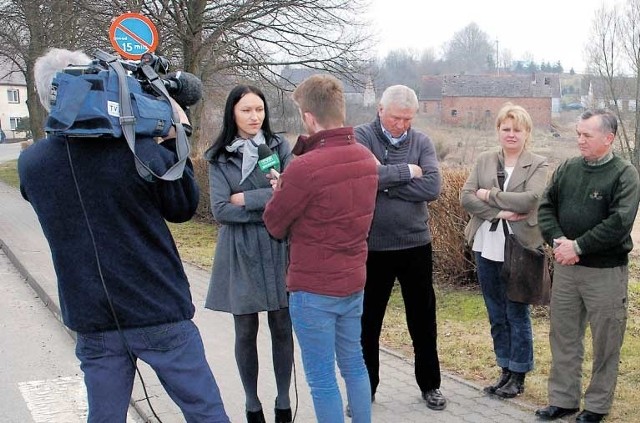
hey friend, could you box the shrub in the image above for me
[192,156,214,222]
[430,166,476,286]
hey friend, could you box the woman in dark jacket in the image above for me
[204,85,293,423]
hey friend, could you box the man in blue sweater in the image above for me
[18,48,229,422]
[355,85,445,410]
[536,109,640,422]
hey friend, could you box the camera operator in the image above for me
[18,48,230,422]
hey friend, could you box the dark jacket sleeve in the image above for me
[153,139,199,223]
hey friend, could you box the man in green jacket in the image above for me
[536,109,640,422]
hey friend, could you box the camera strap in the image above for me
[95,50,190,182]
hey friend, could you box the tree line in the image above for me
[4,0,638,167]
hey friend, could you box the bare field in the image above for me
[410,111,582,169]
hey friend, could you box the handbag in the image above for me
[501,230,551,305]
[489,157,551,305]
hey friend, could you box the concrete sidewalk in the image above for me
[0,180,545,422]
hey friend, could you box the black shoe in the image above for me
[422,389,447,411]
[274,407,292,423]
[484,367,511,394]
[535,405,579,420]
[575,410,607,422]
[246,409,266,423]
[495,371,525,398]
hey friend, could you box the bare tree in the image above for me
[1,0,373,143]
[0,0,95,140]
[442,22,494,74]
[585,1,640,169]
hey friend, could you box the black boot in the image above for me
[246,409,266,423]
[483,367,511,394]
[274,406,292,423]
[495,371,525,398]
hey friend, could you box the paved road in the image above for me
[0,250,140,422]
[0,141,22,163]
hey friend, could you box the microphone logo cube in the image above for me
[258,154,280,172]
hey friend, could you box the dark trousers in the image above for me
[361,244,441,395]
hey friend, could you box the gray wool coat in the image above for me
[204,135,292,315]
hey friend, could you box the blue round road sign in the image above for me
[109,13,159,59]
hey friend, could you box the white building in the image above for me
[0,61,29,140]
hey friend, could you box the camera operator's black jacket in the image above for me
[19,134,199,333]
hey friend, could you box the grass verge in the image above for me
[0,159,19,188]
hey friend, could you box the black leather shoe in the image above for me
[484,367,511,394]
[422,389,447,411]
[246,409,266,423]
[575,410,607,422]
[274,407,292,423]
[535,405,579,420]
[495,371,525,398]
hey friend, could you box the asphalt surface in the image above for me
[0,157,553,422]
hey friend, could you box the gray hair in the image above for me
[34,48,92,111]
[580,109,618,136]
[379,85,419,111]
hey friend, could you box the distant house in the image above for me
[581,76,637,112]
[280,67,376,107]
[0,61,29,139]
[419,73,558,128]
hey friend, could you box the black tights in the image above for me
[233,309,293,412]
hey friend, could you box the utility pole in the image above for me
[496,39,500,75]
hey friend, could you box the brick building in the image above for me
[419,74,558,129]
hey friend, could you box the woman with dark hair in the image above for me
[204,85,293,423]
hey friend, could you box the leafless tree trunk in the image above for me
[0,0,104,140]
[586,1,640,170]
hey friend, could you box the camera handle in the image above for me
[95,50,190,182]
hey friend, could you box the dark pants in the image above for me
[361,244,441,395]
[75,320,229,422]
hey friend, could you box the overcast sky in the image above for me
[368,0,613,73]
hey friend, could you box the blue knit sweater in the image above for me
[19,135,198,333]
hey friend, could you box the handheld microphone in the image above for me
[257,144,281,173]
[162,71,203,107]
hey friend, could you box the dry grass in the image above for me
[167,220,218,269]
[0,159,19,188]
[381,280,640,422]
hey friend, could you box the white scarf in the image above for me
[225,130,266,184]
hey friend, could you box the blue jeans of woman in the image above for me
[75,319,229,422]
[289,291,371,423]
[475,253,534,373]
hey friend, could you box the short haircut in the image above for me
[495,102,534,147]
[580,109,618,136]
[292,74,345,127]
[379,85,419,111]
[34,48,92,111]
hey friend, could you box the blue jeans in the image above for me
[75,319,229,422]
[475,253,534,373]
[289,291,371,423]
